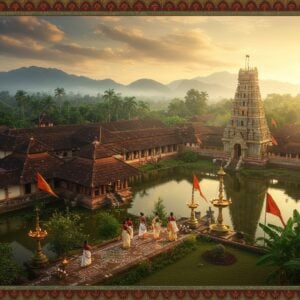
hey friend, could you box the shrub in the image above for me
[177,150,199,163]
[45,211,87,256]
[148,198,168,226]
[96,212,121,240]
[0,243,22,285]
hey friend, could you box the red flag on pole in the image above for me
[36,172,58,198]
[266,193,285,227]
[271,136,278,146]
[193,175,208,203]
[271,118,277,127]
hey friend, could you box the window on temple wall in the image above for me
[231,120,234,125]
[148,149,151,156]
[94,189,99,196]
[24,183,31,194]
[244,93,246,98]
[126,153,130,160]
[242,111,244,116]
[141,150,144,157]
[241,121,244,126]
[243,101,245,106]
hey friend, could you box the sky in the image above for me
[1,16,300,84]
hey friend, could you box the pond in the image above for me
[0,165,299,266]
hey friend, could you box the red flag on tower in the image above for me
[265,193,285,227]
[271,118,277,127]
[36,172,58,198]
[193,175,208,203]
[271,136,278,146]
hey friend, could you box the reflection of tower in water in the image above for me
[224,173,268,242]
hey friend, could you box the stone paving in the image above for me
[30,228,190,286]
[29,219,247,286]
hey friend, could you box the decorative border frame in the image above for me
[0,287,300,299]
[1,2,300,298]
[0,0,300,14]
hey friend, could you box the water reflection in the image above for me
[224,173,268,243]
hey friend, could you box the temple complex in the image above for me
[222,56,272,170]
[0,119,199,212]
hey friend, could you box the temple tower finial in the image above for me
[245,54,250,70]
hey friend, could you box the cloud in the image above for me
[0,17,64,43]
[94,24,232,68]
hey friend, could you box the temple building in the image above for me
[0,119,199,213]
[222,56,272,169]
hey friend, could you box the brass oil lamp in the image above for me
[28,207,49,268]
[187,183,199,229]
[209,167,232,235]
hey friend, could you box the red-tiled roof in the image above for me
[56,156,140,187]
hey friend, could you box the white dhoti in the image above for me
[138,223,147,238]
[122,229,131,249]
[128,225,134,239]
[168,221,179,241]
[153,222,161,240]
[80,249,92,267]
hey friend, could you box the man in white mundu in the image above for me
[80,240,92,267]
[138,212,147,239]
[121,220,131,249]
[152,213,161,240]
[168,212,179,241]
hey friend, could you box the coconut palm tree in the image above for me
[123,96,137,120]
[54,87,66,113]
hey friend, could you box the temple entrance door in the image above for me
[234,144,242,159]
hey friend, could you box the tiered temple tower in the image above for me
[223,56,272,169]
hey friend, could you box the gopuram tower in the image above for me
[223,56,272,170]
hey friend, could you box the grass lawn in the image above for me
[139,158,214,173]
[136,241,275,286]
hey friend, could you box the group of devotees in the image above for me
[80,212,179,267]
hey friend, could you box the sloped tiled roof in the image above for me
[56,156,140,187]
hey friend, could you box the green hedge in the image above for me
[104,236,197,285]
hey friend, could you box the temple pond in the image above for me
[0,166,299,265]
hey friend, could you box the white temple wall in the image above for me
[8,186,21,198]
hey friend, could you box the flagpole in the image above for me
[264,193,267,247]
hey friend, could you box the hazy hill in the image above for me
[1,66,300,101]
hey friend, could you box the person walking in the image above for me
[121,220,131,249]
[80,240,92,267]
[138,212,147,239]
[126,217,134,240]
[152,213,161,240]
[167,212,179,241]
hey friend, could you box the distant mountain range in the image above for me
[0,66,300,101]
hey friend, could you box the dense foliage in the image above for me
[1,88,300,129]
[0,243,22,285]
[177,150,200,162]
[257,209,300,284]
[96,212,121,240]
[0,89,150,128]
[45,211,87,256]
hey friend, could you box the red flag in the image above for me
[271,118,277,127]
[193,175,208,203]
[271,136,278,146]
[266,193,285,227]
[36,172,58,198]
